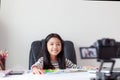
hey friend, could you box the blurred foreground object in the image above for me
[0,50,8,70]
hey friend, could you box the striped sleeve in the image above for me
[65,58,82,69]
[31,57,43,69]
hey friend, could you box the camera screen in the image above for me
[79,47,97,59]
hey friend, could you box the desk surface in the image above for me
[0,71,96,80]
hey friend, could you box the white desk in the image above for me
[0,71,96,80]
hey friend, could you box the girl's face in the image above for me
[47,37,62,57]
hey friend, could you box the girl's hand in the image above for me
[83,65,98,70]
[32,66,44,75]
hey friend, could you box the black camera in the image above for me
[92,38,120,80]
[93,38,120,60]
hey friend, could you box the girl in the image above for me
[31,33,96,74]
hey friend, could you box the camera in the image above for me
[92,38,120,80]
[93,38,120,60]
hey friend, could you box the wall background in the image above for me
[1,0,120,69]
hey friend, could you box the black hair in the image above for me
[42,33,66,69]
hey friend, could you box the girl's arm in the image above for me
[65,58,80,69]
[32,66,44,74]
[65,58,97,70]
[31,57,44,74]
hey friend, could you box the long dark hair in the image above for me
[42,33,66,69]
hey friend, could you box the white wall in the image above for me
[1,0,120,69]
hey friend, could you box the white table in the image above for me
[0,71,96,80]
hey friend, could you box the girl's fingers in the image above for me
[33,69,40,74]
[32,68,44,75]
[40,69,44,74]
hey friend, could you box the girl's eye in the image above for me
[50,43,54,45]
[57,44,60,46]
[49,43,61,46]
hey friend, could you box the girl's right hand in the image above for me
[32,66,44,75]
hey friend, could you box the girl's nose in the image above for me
[53,45,57,48]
